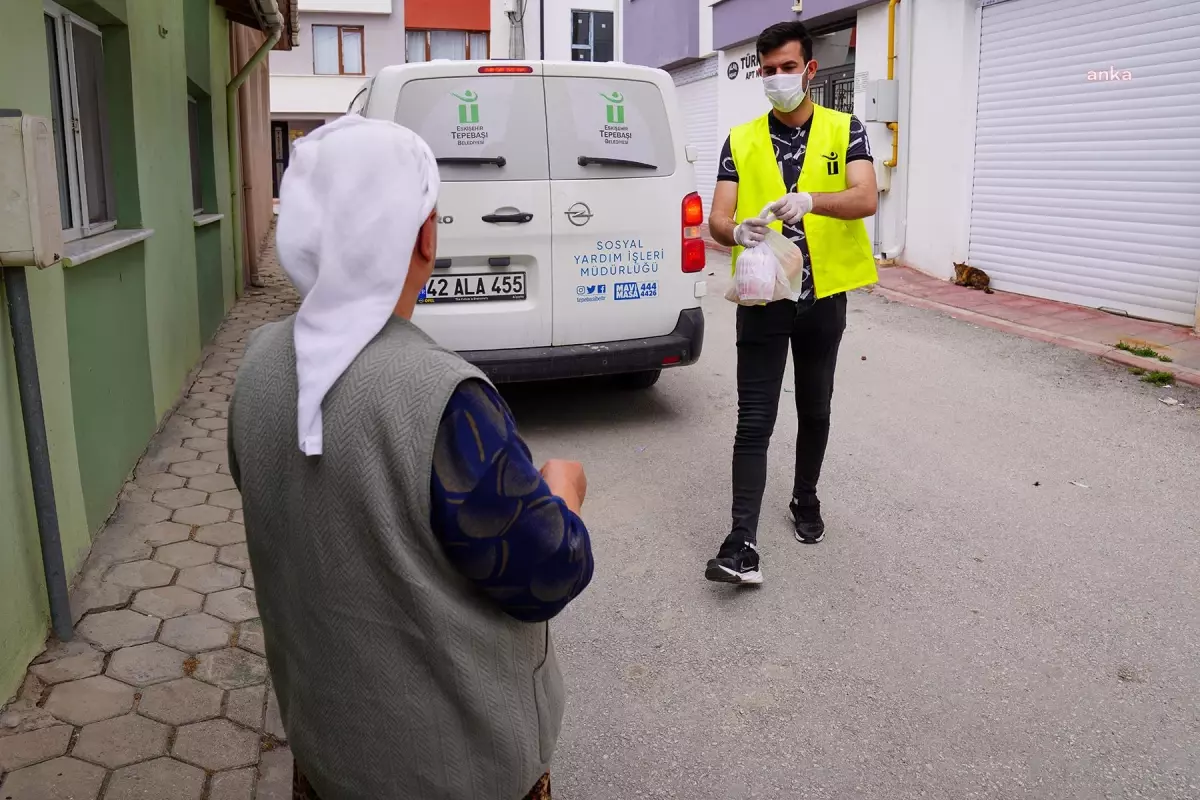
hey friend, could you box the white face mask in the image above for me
[763,68,812,113]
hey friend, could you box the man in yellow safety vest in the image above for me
[705,21,879,586]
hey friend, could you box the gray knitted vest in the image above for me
[229,316,563,800]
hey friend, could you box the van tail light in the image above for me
[478,65,534,74]
[682,192,706,274]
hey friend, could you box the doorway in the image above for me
[271,121,288,199]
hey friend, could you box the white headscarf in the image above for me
[275,115,441,456]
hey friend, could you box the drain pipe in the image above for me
[882,0,901,169]
[880,0,914,261]
[3,268,73,642]
[507,0,527,59]
[227,0,283,292]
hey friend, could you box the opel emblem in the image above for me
[565,202,593,227]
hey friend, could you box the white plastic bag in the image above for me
[725,206,807,306]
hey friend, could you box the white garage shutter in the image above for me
[672,58,720,218]
[969,0,1200,325]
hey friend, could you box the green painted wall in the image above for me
[206,4,237,313]
[125,0,203,418]
[0,0,240,704]
[184,0,212,94]
[0,1,92,704]
[64,248,157,532]
[188,0,237,340]
[195,224,227,342]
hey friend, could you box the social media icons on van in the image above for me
[576,284,607,303]
[575,282,657,302]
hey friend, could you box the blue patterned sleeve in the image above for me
[429,379,594,623]
[847,115,874,164]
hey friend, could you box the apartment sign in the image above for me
[727,52,761,81]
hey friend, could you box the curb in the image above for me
[869,285,1200,390]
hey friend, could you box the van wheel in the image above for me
[615,370,661,390]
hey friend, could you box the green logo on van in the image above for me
[453,90,479,124]
[601,91,625,125]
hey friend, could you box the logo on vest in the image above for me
[822,152,839,176]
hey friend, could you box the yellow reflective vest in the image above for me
[729,104,878,298]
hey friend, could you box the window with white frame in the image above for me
[405,30,489,63]
[44,1,117,242]
[571,10,614,62]
[313,24,364,75]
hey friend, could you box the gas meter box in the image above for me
[0,112,64,269]
[863,79,899,124]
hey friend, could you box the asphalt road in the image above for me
[500,257,1200,800]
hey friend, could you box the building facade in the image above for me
[0,0,293,701]
[626,0,1200,330]
[864,0,1200,329]
[268,0,405,195]
[491,0,623,63]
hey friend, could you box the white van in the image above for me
[356,61,707,389]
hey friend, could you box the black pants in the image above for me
[730,293,848,544]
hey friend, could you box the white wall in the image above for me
[491,0,542,59]
[546,0,619,61]
[270,10,406,116]
[858,0,980,278]
[491,0,620,62]
[298,0,391,12]
[853,3,892,253]
[717,41,769,139]
[271,75,371,117]
[270,11,407,76]
[698,0,718,58]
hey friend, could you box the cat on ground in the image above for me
[953,262,994,294]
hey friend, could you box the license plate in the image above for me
[419,272,527,304]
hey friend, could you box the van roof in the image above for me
[365,60,675,122]
[372,60,671,83]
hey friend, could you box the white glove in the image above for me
[769,192,813,225]
[733,217,769,248]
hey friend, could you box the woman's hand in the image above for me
[540,459,587,515]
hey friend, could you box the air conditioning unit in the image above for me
[0,113,63,269]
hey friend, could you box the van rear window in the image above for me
[395,76,549,182]
[544,77,677,180]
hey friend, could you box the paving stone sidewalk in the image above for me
[872,264,1200,388]
[0,246,300,800]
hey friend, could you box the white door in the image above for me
[542,64,699,347]
[968,0,1200,325]
[672,59,720,218]
[394,66,554,351]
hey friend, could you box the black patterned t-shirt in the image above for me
[717,113,873,306]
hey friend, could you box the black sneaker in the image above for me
[790,498,826,544]
[705,540,763,585]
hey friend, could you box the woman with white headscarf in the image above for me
[227,115,593,800]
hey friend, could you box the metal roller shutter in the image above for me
[969,0,1200,325]
[672,57,720,218]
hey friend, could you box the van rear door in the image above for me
[543,65,694,347]
[394,64,553,352]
